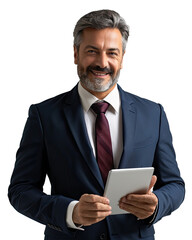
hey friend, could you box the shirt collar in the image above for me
[78,82,121,113]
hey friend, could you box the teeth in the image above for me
[95,73,107,76]
[92,71,108,76]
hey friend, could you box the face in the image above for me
[74,28,124,94]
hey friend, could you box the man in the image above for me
[8,10,185,240]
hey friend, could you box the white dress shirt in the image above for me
[66,82,123,230]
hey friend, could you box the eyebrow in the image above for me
[84,45,120,53]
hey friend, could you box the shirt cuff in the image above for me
[66,200,84,231]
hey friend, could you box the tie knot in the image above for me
[91,102,109,114]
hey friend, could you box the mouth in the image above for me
[88,65,113,79]
[90,70,110,77]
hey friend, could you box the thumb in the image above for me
[148,175,157,192]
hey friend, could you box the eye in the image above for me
[108,52,118,57]
[87,50,97,54]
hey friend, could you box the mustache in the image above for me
[87,65,113,74]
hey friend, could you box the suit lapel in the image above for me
[118,86,136,168]
[62,85,104,188]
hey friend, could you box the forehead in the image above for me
[80,28,123,50]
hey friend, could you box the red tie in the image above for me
[91,102,114,184]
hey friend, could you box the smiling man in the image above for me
[8,10,185,240]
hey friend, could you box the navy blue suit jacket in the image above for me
[8,85,185,240]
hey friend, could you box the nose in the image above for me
[96,52,108,69]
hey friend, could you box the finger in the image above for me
[148,175,157,192]
[81,208,112,218]
[120,198,157,214]
[81,194,110,205]
[74,201,112,226]
[124,193,158,204]
[80,201,112,212]
[119,202,153,219]
[121,198,156,209]
[119,198,157,219]
[72,201,111,226]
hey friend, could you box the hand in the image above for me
[72,194,112,226]
[119,175,158,219]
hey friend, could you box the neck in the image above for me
[80,83,117,99]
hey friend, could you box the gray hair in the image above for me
[73,9,129,52]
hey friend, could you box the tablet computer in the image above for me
[103,167,154,215]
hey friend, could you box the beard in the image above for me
[77,64,120,92]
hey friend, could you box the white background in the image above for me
[1,0,191,239]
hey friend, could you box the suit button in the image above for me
[100,233,106,240]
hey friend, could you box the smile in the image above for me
[90,70,110,77]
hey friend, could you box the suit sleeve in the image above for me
[152,104,185,223]
[8,105,74,235]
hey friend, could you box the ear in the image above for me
[74,46,78,65]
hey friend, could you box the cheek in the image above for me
[110,62,122,74]
[80,57,95,70]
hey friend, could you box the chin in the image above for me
[83,79,113,92]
